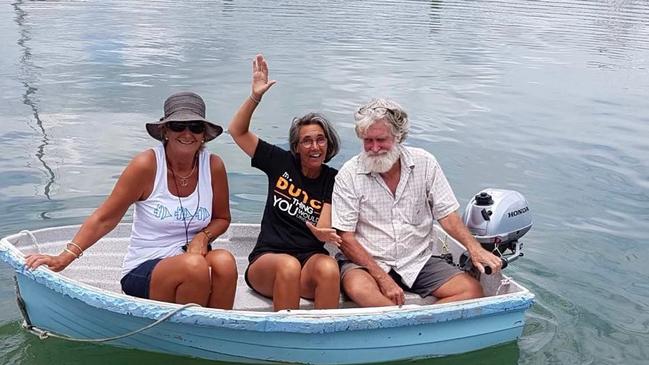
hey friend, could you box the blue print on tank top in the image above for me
[193,207,210,220]
[152,204,209,221]
[153,204,172,219]
[173,206,210,221]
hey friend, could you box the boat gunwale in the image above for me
[1,224,535,334]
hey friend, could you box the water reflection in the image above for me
[13,0,56,206]
[1,0,649,364]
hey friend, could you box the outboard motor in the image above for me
[460,189,532,274]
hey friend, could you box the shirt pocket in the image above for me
[405,195,427,226]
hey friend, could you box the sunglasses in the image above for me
[166,121,206,134]
[359,106,396,119]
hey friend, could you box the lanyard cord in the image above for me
[168,153,201,244]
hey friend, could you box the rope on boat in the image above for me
[14,277,34,328]
[495,278,511,295]
[19,230,41,254]
[15,230,201,343]
[23,303,201,343]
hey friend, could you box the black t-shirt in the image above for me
[249,139,338,262]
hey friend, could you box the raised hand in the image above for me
[251,54,277,100]
[306,221,342,247]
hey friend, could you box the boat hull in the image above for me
[3,223,534,364]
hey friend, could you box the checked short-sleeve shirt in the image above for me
[331,145,459,287]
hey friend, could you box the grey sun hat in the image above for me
[146,91,223,142]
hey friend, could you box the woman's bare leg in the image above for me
[300,254,340,309]
[205,249,238,309]
[246,253,302,311]
[149,254,210,306]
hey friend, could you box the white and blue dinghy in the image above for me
[0,189,534,364]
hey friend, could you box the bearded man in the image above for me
[331,98,502,307]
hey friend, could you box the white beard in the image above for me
[360,145,400,173]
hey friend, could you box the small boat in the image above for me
[0,189,534,364]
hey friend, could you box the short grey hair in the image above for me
[288,112,340,163]
[354,98,409,143]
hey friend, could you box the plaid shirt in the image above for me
[332,145,459,287]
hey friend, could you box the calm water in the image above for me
[1,0,648,364]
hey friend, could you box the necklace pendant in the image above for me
[180,178,189,187]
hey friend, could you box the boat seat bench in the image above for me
[234,277,437,311]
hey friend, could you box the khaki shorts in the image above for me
[339,255,463,297]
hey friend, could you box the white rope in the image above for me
[19,230,41,254]
[24,303,200,343]
[441,235,450,255]
[495,278,511,295]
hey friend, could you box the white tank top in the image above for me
[121,144,213,278]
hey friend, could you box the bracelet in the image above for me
[67,241,84,257]
[201,228,214,242]
[249,94,261,104]
[63,248,80,259]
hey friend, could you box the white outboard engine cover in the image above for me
[462,189,532,246]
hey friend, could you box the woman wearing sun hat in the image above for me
[25,92,237,309]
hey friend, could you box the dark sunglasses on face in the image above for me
[167,121,206,134]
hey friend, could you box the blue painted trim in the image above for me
[1,240,534,334]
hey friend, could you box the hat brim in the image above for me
[146,111,223,142]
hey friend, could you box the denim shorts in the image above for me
[120,258,163,299]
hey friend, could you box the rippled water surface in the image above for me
[1,1,648,364]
